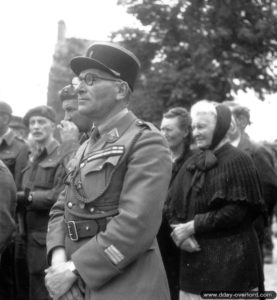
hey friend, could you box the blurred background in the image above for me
[1,0,277,142]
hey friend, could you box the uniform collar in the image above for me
[0,128,15,146]
[40,138,59,155]
[95,110,136,144]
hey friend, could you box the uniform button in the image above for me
[79,203,85,209]
[85,226,90,230]
[80,162,85,168]
[90,207,94,213]
[67,202,73,208]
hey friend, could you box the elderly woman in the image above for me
[159,107,193,300]
[169,101,265,299]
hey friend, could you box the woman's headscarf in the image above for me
[186,104,232,192]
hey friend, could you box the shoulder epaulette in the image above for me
[136,119,151,130]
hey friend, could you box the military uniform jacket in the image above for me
[0,128,29,189]
[47,111,172,300]
[0,160,16,255]
[21,139,68,242]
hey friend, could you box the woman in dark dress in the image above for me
[169,101,265,300]
[159,107,193,300]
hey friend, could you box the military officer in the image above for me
[18,105,69,300]
[45,42,172,300]
[0,101,29,300]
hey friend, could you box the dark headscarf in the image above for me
[186,104,232,192]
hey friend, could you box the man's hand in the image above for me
[180,236,201,252]
[170,221,195,247]
[58,120,79,143]
[45,261,77,299]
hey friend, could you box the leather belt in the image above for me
[65,218,107,242]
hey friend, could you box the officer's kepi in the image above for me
[70,42,141,91]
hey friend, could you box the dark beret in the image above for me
[23,105,56,126]
[59,84,78,102]
[0,101,12,115]
[70,42,141,91]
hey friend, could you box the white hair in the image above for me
[190,100,217,121]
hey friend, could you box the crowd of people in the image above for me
[0,41,276,300]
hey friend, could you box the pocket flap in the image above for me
[39,159,59,168]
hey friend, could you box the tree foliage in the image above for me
[113,0,277,120]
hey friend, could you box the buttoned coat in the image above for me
[47,111,172,300]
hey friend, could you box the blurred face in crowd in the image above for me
[0,112,10,133]
[29,116,55,145]
[191,111,216,150]
[227,115,240,142]
[62,98,93,133]
[62,98,78,121]
[76,68,122,122]
[161,116,188,151]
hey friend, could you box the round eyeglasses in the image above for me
[72,73,120,88]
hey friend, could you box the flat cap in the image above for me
[23,105,56,126]
[0,101,12,115]
[59,84,78,102]
[71,42,141,91]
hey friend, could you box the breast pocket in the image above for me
[34,160,60,189]
[81,155,122,202]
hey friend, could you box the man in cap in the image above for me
[0,101,29,300]
[224,100,277,264]
[45,42,172,300]
[18,105,70,300]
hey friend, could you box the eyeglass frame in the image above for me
[71,73,123,88]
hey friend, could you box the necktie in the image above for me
[84,127,100,155]
[90,127,100,144]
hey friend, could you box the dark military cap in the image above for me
[0,101,12,115]
[23,105,56,126]
[59,84,78,102]
[71,42,141,91]
[10,115,27,129]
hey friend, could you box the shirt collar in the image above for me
[0,128,14,146]
[40,138,59,155]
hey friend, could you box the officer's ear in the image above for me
[115,81,130,101]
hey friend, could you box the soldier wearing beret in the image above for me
[45,42,172,300]
[0,101,29,300]
[19,105,70,300]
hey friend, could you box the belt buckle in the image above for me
[67,221,78,241]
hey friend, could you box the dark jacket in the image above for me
[0,128,29,189]
[0,160,16,255]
